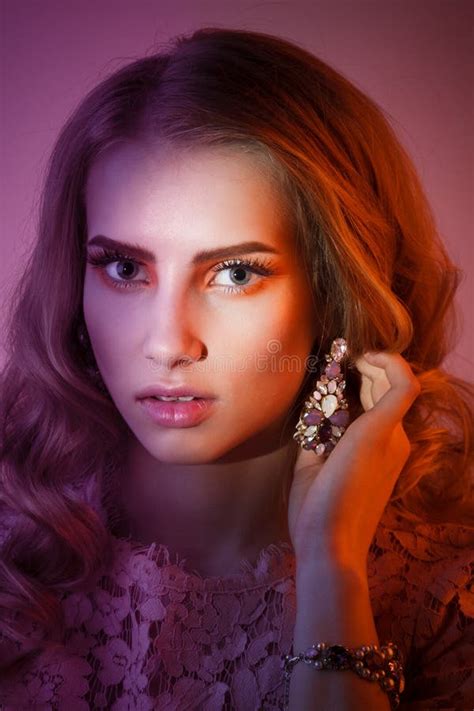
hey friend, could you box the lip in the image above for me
[136,384,214,399]
[138,396,216,428]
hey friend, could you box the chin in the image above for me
[139,435,233,465]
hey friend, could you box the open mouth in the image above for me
[148,395,201,402]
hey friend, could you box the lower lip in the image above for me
[138,397,216,427]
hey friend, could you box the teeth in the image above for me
[154,395,196,402]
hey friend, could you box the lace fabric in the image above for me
[0,503,473,710]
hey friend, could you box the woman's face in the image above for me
[83,142,319,463]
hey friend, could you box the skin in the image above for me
[288,351,420,709]
[83,141,320,576]
[84,144,420,584]
[83,139,422,709]
[289,350,421,571]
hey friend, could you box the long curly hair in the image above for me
[1,26,472,674]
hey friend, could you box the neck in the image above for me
[117,432,296,577]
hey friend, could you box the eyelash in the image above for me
[85,247,276,294]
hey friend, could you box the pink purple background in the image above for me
[1,0,472,375]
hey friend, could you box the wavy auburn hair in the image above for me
[1,27,472,672]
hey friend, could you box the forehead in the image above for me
[85,141,294,258]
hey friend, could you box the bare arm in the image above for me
[288,561,391,711]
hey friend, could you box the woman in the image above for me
[0,27,472,710]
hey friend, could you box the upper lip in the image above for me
[137,384,214,399]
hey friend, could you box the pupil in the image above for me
[118,261,135,278]
[232,267,249,284]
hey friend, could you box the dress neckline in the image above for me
[109,534,296,593]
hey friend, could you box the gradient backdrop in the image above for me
[1,0,472,375]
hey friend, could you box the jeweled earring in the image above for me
[77,322,111,398]
[293,337,350,456]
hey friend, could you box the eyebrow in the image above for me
[86,235,280,264]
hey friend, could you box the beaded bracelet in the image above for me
[281,641,405,710]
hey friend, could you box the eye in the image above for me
[104,259,145,284]
[210,257,275,295]
[85,249,276,294]
[86,248,149,289]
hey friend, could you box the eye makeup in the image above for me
[85,246,276,295]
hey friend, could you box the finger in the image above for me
[359,370,390,411]
[355,352,421,424]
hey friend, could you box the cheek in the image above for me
[254,291,316,398]
[252,288,316,358]
[223,311,309,403]
[83,289,137,375]
[216,288,315,384]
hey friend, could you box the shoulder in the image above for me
[369,504,474,709]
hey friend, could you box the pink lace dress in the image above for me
[0,503,473,710]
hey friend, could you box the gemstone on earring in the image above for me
[317,421,333,442]
[295,337,349,457]
[330,338,348,362]
[303,410,323,426]
[328,409,350,427]
[325,361,341,379]
[321,394,338,418]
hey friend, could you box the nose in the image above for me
[143,288,206,370]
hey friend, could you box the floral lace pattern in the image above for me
[1,503,473,710]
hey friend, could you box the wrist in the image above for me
[294,537,368,582]
[294,560,376,649]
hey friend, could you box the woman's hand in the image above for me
[287,351,421,575]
